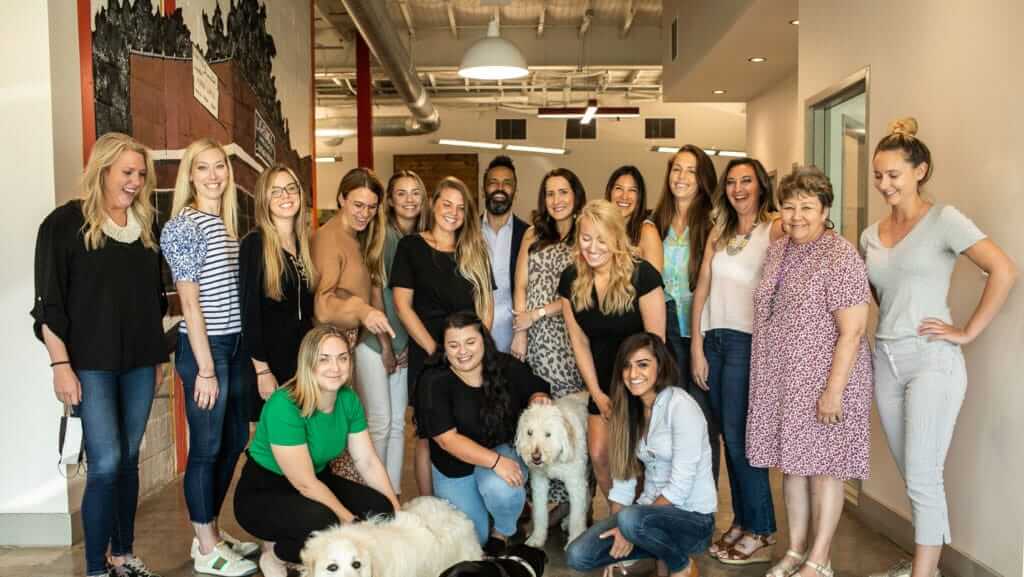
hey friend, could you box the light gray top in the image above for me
[609,387,717,515]
[481,214,515,353]
[860,205,985,340]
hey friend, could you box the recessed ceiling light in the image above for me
[789,19,800,25]
[748,57,767,63]
[712,89,727,95]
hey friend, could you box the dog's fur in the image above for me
[301,496,482,577]
[438,544,547,577]
[513,392,589,548]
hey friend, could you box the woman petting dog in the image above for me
[233,325,400,577]
[416,311,551,552]
[566,332,715,577]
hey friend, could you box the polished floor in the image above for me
[1,426,909,577]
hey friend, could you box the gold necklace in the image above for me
[726,224,757,256]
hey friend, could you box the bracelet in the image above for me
[198,373,215,379]
[536,307,547,320]
[490,453,502,470]
[256,369,272,376]
[50,360,70,367]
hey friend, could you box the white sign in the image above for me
[255,109,276,167]
[192,50,219,118]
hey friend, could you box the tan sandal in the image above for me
[707,526,744,558]
[766,549,807,577]
[803,560,834,577]
[717,532,776,566]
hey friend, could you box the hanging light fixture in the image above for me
[458,17,528,80]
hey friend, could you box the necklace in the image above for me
[726,223,757,256]
[287,251,308,283]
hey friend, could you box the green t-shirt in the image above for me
[248,386,367,475]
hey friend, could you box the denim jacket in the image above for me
[608,387,717,514]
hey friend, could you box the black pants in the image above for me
[233,457,394,563]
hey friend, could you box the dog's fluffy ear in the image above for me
[561,412,577,461]
[300,527,334,573]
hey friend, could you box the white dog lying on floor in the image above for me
[514,391,589,548]
[301,496,482,577]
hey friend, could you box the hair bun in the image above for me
[888,117,919,137]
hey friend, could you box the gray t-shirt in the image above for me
[860,205,985,340]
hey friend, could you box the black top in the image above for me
[31,200,168,371]
[508,215,529,295]
[389,233,491,388]
[239,230,315,420]
[557,259,663,397]
[417,354,549,478]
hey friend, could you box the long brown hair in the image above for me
[384,170,428,234]
[79,132,158,250]
[605,165,648,245]
[531,168,586,253]
[337,168,388,286]
[651,145,717,289]
[711,157,774,249]
[253,164,317,300]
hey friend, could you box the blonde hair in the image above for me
[170,138,239,239]
[571,200,638,315]
[875,116,933,185]
[426,177,493,321]
[253,164,318,300]
[79,132,158,250]
[285,325,354,417]
[337,168,388,286]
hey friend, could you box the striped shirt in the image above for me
[161,207,241,336]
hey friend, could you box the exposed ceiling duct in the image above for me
[320,0,440,136]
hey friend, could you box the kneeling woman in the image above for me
[417,312,551,550]
[234,325,400,577]
[567,333,716,577]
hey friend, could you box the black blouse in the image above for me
[417,355,549,478]
[31,200,168,371]
[239,230,314,419]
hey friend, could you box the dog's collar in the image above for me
[503,555,538,577]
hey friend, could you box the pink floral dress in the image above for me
[746,232,873,480]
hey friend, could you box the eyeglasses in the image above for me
[270,183,300,198]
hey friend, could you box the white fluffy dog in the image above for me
[301,496,482,577]
[514,392,589,548]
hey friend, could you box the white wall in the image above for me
[746,72,800,179]
[0,0,84,545]
[316,101,745,217]
[799,2,1024,575]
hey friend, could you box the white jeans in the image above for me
[354,342,408,493]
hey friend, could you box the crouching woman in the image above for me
[233,325,400,577]
[567,333,716,577]
[416,311,551,552]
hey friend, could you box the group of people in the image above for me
[34,117,1016,577]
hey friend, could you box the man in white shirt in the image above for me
[480,156,528,353]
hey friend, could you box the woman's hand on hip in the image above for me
[918,318,972,345]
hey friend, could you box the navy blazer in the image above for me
[509,215,529,295]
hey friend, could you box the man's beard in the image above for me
[486,191,513,215]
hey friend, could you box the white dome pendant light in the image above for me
[458,17,528,80]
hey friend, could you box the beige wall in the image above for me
[799,1,1024,575]
[746,72,800,179]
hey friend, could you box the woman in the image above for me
[416,312,550,550]
[354,170,427,495]
[690,157,783,564]
[747,167,873,577]
[559,199,665,498]
[234,325,400,577]
[161,138,257,576]
[606,165,663,271]
[33,132,167,577]
[862,119,1017,577]
[391,176,494,497]
[240,164,316,421]
[566,333,715,577]
[650,144,721,482]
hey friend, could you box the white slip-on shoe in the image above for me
[193,542,258,577]
[219,529,260,558]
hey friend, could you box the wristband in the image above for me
[490,453,502,470]
[50,360,70,367]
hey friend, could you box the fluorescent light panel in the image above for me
[315,156,337,163]
[580,102,598,125]
[716,150,747,158]
[316,128,355,138]
[506,144,566,155]
[438,139,504,150]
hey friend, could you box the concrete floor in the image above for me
[1,428,909,577]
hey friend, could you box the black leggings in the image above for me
[233,457,394,563]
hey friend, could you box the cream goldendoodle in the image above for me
[514,392,589,548]
[301,496,482,577]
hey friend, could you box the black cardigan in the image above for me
[31,200,168,371]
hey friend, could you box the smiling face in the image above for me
[622,346,658,404]
[609,173,641,218]
[544,175,576,223]
[484,165,516,216]
[339,186,379,233]
[102,149,147,212]
[268,170,301,221]
[578,217,613,270]
[725,163,762,217]
[389,176,424,223]
[668,152,699,203]
[780,192,829,244]
[432,186,466,234]
[313,335,351,393]
[443,324,485,375]
[190,147,228,203]
[873,149,928,208]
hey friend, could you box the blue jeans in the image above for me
[176,332,247,524]
[431,444,527,544]
[566,505,714,573]
[703,329,776,534]
[76,366,157,575]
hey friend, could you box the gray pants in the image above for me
[874,337,966,546]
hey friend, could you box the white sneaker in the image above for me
[220,529,260,558]
[192,542,258,577]
[869,561,942,577]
